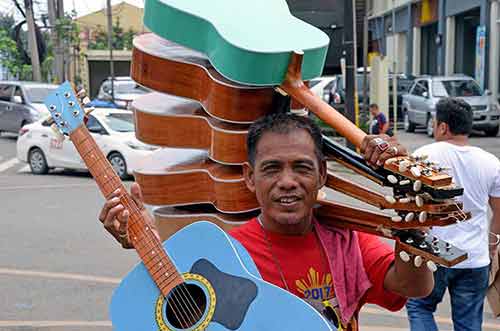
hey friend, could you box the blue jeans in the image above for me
[406,265,490,331]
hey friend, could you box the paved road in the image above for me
[0,130,498,330]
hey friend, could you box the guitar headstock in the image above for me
[394,229,467,268]
[44,81,86,136]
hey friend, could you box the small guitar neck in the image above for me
[70,125,183,296]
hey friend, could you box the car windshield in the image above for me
[432,80,483,97]
[114,81,148,95]
[100,113,134,132]
[24,86,58,103]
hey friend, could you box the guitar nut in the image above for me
[391,216,402,222]
[410,166,422,178]
[419,212,428,223]
[426,261,438,272]
[414,255,423,267]
[416,195,424,207]
[405,212,415,222]
[399,251,411,262]
[413,180,422,192]
[387,175,398,184]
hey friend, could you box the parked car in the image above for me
[402,75,500,137]
[16,108,158,179]
[96,77,150,109]
[309,75,337,104]
[0,81,59,134]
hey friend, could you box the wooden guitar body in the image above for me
[134,148,258,213]
[133,93,248,165]
[132,33,278,123]
[143,0,329,85]
[153,206,257,240]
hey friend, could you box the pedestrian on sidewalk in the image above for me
[406,98,500,331]
[369,103,392,136]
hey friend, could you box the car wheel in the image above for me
[403,111,415,132]
[426,117,434,137]
[108,152,128,180]
[28,147,49,174]
[484,126,499,137]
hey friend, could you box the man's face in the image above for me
[243,129,326,230]
[369,107,378,116]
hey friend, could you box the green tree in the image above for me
[88,18,136,50]
[0,29,32,80]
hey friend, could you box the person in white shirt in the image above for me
[406,98,500,331]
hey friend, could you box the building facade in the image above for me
[369,0,500,99]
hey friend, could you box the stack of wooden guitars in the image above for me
[131,0,470,270]
[42,0,472,329]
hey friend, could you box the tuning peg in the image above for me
[399,251,411,262]
[405,212,415,222]
[391,215,402,222]
[84,107,95,115]
[399,197,411,203]
[81,96,91,105]
[413,180,422,192]
[399,160,411,172]
[50,124,65,141]
[418,211,428,223]
[384,195,396,204]
[410,166,422,177]
[399,179,411,186]
[76,88,87,98]
[414,255,423,268]
[387,175,398,184]
[415,195,424,207]
[426,260,438,272]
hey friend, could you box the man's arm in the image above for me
[383,243,434,298]
[489,197,500,258]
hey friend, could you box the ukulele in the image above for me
[45,81,337,331]
[141,0,460,195]
[134,148,259,213]
[132,33,284,123]
[132,92,248,165]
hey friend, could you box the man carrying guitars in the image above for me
[99,112,432,330]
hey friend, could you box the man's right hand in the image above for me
[98,182,159,249]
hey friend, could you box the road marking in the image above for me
[0,183,96,191]
[16,165,29,173]
[362,307,500,330]
[0,321,111,327]
[0,268,120,284]
[0,158,19,172]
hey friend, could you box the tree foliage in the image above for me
[88,18,135,50]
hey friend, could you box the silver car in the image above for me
[97,77,149,109]
[402,75,500,137]
[0,81,59,135]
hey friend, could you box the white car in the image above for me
[16,108,157,179]
[309,75,337,103]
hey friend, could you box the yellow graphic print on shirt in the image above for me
[295,267,358,331]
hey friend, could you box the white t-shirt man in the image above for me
[414,141,500,268]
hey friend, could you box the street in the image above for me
[0,130,499,331]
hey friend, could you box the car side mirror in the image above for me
[485,89,492,96]
[11,95,23,104]
[422,91,429,98]
[88,126,106,135]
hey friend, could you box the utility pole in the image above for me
[106,0,115,102]
[392,0,398,134]
[47,0,64,82]
[343,0,359,149]
[362,0,369,127]
[24,0,41,81]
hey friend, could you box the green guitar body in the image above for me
[144,0,330,86]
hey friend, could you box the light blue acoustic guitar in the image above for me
[144,0,329,86]
[44,82,333,330]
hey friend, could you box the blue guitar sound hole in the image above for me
[165,283,208,329]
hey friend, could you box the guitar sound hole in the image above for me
[165,283,207,329]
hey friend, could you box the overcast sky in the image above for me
[65,0,144,17]
[0,0,144,19]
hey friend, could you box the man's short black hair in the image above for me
[247,112,324,166]
[435,97,473,135]
[369,103,379,109]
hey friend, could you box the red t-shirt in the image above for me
[229,218,406,331]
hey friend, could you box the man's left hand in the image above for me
[360,134,408,167]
